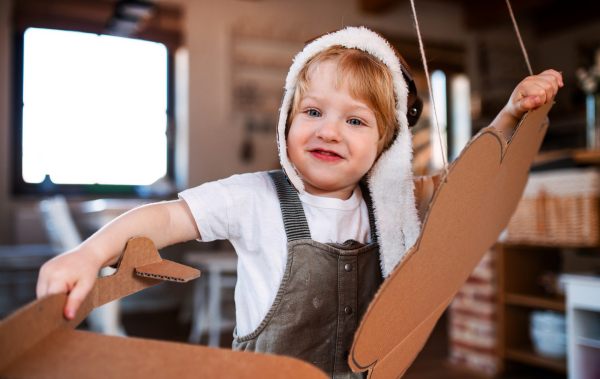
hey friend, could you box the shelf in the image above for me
[533,147,600,166]
[505,347,567,373]
[573,148,600,165]
[505,293,565,312]
[502,242,600,249]
[577,337,600,349]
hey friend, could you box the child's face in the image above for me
[287,60,379,199]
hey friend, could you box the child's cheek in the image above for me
[286,131,301,164]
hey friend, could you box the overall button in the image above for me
[344,263,352,272]
[344,306,353,315]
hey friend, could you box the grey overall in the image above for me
[232,170,383,378]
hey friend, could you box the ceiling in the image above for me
[359,0,600,36]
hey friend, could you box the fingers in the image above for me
[515,95,541,114]
[518,71,562,109]
[505,69,562,121]
[45,280,69,301]
[537,74,559,94]
[36,271,48,299]
[531,83,548,107]
[539,69,563,87]
[36,264,58,299]
[44,277,73,318]
[64,278,95,320]
[36,257,97,320]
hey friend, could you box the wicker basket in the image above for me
[505,169,600,247]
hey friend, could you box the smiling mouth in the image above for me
[311,149,343,161]
[314,150,340,156]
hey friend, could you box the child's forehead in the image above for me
[306,59,338,79]
[302,60,374,109]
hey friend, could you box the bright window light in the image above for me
[450,74,471,161]
[22,28,168,185]
[430,70,447,170]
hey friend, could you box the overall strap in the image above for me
[359,181,378,244]
[267,170,311,242]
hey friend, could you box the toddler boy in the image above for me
[37,27,562,378]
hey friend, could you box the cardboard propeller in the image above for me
[0,237,327,379]
[349,100,554,378]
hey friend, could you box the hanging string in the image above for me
[409,0,447,169]
[505,0,534,76]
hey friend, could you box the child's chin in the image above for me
[305,174,354,192]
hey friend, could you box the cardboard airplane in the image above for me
[0,100,553,378]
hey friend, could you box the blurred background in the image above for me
[1,0,600,377]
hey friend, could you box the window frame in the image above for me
[11,29,176,198]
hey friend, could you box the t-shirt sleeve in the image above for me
[178,181,229,242]
[178,172,277,243]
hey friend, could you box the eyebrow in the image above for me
[346,103,373,113]
[301,95,373,113]
[301,94,324,103]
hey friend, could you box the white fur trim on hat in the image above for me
[276,26,421,277]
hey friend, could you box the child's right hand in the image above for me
[36,246,104,320]
[35,200,200,320]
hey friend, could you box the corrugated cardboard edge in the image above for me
[135,259,201,282]
[349,102,553,378]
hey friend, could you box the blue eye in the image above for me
[307,109,321,117]
[348,118,362,126]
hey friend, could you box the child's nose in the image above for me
[315,118,342,142]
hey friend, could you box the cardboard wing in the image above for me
[349,101,554,378]
[0,237,328,379]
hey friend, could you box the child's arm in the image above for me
[492,69,563,141]
[419,71,562,209]
[413,175,441,222]
[36,200,200,320]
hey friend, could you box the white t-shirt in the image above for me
[178,171,372,337]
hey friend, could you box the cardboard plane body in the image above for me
[0,237,327,379]
[0,101,552,378]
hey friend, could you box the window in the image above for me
[430,70,447,171]
[14,28,171,195]
[450,74,472,161]
[427,70,472,169]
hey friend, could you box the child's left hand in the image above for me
[504,69,563,121]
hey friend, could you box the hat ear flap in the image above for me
[407,96,423,127]
[398,57,422,127]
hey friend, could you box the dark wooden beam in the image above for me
[457,0,550,30]
[359,0,403,14]
[441,0,600,36]
[531,0,600,38]
[13,0,183,50]
[383,33,466,73]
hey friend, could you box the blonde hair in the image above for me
[287,46,398,156]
